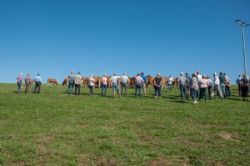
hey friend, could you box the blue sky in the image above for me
[0,0,250,83]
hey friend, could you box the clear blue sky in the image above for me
[1,0,250,83]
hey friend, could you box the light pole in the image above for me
[235,19,249,76]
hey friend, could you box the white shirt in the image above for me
[121,76,129,84]
[74,74,82,85]
[197,74,202,82]
[168,77,174,84]
[35,76,42,82]
[110,76,120,84]
[214,75,220,85]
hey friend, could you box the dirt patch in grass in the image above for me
[95,157,116,166]
[149,157,188,166]
[217,132,239,141]
[77,123,90,129]
[139,135,156,142]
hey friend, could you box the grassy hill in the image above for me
[0,84,249,165]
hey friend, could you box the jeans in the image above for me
[17,82,22,94]
[121,83,127,96]
[154,86,162,96]
[75,84,81,95]
[167,83,172,91]
[112,83,120,94]
[34,82,41,94]
[220,84,226,97]
[101,84,107,96]
[135,84,142,97]
[190,88,198,102]
[179,84,188,100]
[199,88,207,101]
[68,83,74,95]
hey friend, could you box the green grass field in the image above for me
[0,84,249,165]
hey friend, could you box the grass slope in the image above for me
[0,84,249,165]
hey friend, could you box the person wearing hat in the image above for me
[88,75,95,96]
[199,75,208,101]
[219,72,226,97]
[154,73,162,99]
[16,73,23,94]
[101,74,108,96]
[213,73,223,98]
[179,72,188,101]
[24,73,32,94]
[190,73,199,104]
[67,71,75,95]
[240,74,249,101]
[236,74,243,97]
[74,72,82,95]
[34,73,42,94]
[141,72,147,96]
[120,73,129,96]
[110,73,121,97]
[134,73,144,97]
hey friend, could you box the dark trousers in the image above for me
[208,86,213,99]
[199,88,207,101]
[34,82,41,94]
[154,86,162,96]
[225,85,231,97]
[75,84,81,95]
[17,82,22,94]
[68,83,74,94]
[238,84,242,97]
[135,84,142,97]
[89,86,94,95]
[101,84,107,96]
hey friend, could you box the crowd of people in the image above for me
[16,71,249,103]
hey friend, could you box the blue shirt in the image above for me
[141,75,147,82]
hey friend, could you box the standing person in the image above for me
[179,72,188,101]
[219,72,226,97]
[141,72,147,96]
[236,74,242,97]
[190,73,199,104]
[154,73,162,99]
[120,73,129,96]
[240,75,249,101]
[88,75,95,96]
[207,76,213,99]
[16,73,23,94]
[224,73,231,97]
[74,72,82,95]
[185,73,192,97]
[34,73,42,94]
[24,74,32,94]
[101,74,108,96]
[67,71,75,95]
[110,74,121,97]
[167,75,174,91]
[199,76,208,101]
[213,73,223,98]
[134,73,144,97]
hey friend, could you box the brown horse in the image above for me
[47,78,58,85]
